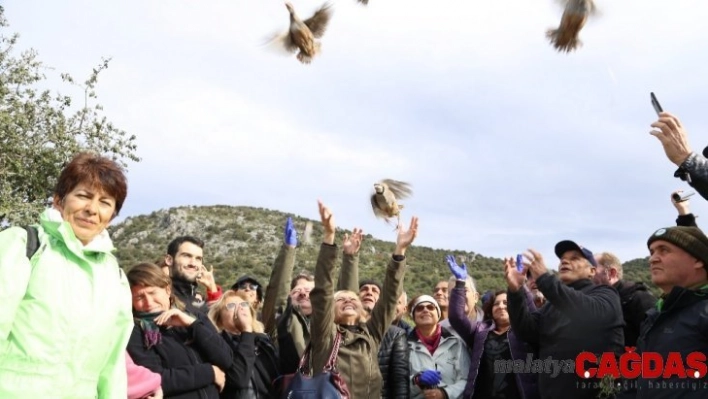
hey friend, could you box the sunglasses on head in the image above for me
[225,301,250,311]
[416,304,437,312]
[237,282,259,291]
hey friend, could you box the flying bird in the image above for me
[266,2,334,64]
[370,179,413,226]
[546,0,597,53]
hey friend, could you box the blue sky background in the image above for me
[5,0,708,268]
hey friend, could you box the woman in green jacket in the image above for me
[0,152,134,399]
[308,200,418,399]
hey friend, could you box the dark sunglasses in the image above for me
[237,282,259,291]
[415,304,437,312]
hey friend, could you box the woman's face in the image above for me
[131,285,171,313]
[334,292,363,324]
[53,183,116,245]
[220,297,251,333]
[492,293,509,325]
[413,302,440,327]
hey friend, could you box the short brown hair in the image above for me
[127,262,185,311]
[54,152,128,216]
[290,271,314,289]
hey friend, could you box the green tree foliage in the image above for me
[0,6,139,226]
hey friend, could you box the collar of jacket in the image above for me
[40,208,115,260]
[408,324,455,342]
[567,278,593,290]
[656,282,708,312]
[172,276,198,299]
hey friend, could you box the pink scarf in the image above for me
[415,324,442,355]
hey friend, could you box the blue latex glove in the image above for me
[417,369,442,387]
[284,217,298,247]
[445,254,468,280]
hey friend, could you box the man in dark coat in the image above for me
[636,226,708,398]
[506,241,625,399]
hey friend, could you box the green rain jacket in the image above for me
[0,208,133,398]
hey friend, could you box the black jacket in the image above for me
[508,274,625,399]
[173,277,208,316]
[127,312,233,399]
[636,285,708,399]
[614,280,656,347]
[378,325,410,399]
[221,331,279,399]
[276,297,311,374]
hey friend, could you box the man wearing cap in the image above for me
[636,226,708,398]
[504,241,624,399]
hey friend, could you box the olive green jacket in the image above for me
[310,243,406,399]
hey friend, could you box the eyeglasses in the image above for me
[415,304,437,312]
[225,301,249,311]
[237,282,259,291]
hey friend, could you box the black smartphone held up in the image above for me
[651,92,663,116]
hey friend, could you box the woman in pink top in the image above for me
[126,352,163,399]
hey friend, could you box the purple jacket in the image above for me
[449,281,539,399]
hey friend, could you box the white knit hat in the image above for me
[410,295,441,319]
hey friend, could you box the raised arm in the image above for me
[445,255,478,341]
[505,256,541,345]
[367,217,418,343]
[337,230,362,292]
[671,190,699,227]
[309,201,339,373]
[524,249,621,324]
[650,111,708,201]
[262,217,298,336]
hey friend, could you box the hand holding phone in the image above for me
[651,92,663,116]
[516,254,524,272]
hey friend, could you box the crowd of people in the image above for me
[0,110,707,399]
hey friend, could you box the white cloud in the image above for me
[5,0,708,270]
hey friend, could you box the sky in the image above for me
[4,0,708,268]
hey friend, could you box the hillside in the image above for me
[109,205,656,298]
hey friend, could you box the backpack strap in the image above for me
[23,225,40,260]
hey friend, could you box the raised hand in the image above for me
[318,200,336,245]
[504,257,526,293]
[445,254,468,280]
[525,249,549,280]
[671,190,692,216]
[343,228,364,255]
[650,111,693,166]
[153,309,196,328]
[196,265,217,293]
[284,216,298,247]
[394,216,419,256]
[232,301,253,333]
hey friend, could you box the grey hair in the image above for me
[448,275,477,293]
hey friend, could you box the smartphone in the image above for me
[516,254,524,272]
[650,92,663,116]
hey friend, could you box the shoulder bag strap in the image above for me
[324,331,342,371]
